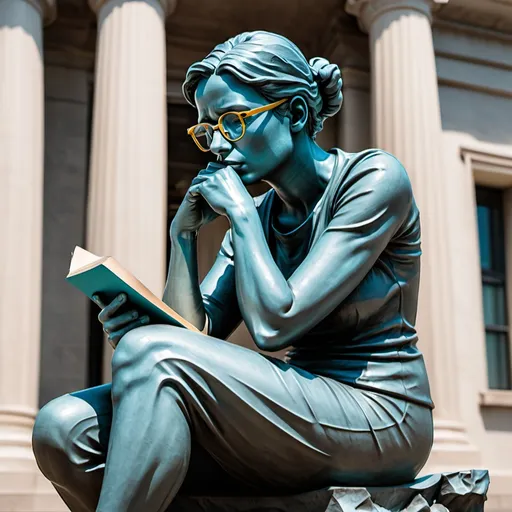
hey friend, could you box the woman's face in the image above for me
[194,73,294,185]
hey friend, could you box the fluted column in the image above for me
[0,0,55,476]
[87,0,175,379]
[345,0,479,470]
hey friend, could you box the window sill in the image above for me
[479,390,512,408]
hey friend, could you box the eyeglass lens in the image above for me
[192,113,244,150]
[220,113,244,141]
[192,125,214,150]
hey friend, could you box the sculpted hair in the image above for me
[182,31,343,138]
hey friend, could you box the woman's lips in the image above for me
[224,161,245,171]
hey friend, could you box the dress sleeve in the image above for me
[326,150,413,238]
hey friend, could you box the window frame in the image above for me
[462,146,512,399]
[475,185,511,389]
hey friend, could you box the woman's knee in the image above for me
[32,394,98,481]
[111,325,200,398]
[112,325,185,374]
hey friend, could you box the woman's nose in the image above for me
[209,129,232,158]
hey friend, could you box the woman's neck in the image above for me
[264,133,336,229]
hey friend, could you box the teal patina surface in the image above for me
[32,31,434,512]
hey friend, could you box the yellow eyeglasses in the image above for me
[187,98,288,152]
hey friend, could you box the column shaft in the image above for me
[87,0,168,294]
[87,0,169,380]
[346,0,480,469]
[0,0,45,471]
[371,6,478,468]
[371,6,446,401]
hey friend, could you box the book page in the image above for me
[68,246,101,274]
[66,246,200,333]
[104,259,200,332]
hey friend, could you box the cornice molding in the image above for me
[461,145,512,188]
[434,19,512,45]
[345,0,448,33]
[89,0,176,18]
[435,0,512,34]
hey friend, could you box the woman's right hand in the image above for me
[170,163,224,237]
[91,293,149,348]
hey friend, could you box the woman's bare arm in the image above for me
[162,232,206,331]
[163,162,240,333]
[163,230,242,338]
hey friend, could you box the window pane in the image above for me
[477,205,492,271]
[482,283,508,326]
[477,187,510,390]
[492,205,506,273]
[486,332,511,389]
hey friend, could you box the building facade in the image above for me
[1,0,512,510]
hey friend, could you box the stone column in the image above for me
[0,0,55,477]
[345,0,480,469]
[87,0,176,380]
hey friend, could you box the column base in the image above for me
[0,406,38,473]
[0,407,65,511]
[422,418,481,473]
[0,470,66,512]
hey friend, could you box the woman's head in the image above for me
[183,31,343,184]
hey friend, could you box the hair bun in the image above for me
[309,57,343,119]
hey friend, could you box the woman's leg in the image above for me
[32,383,249,512]
[32,384,113,512]
[96,349,192,512]
[96,325,433,511]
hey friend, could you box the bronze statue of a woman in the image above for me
[32,31,434,511]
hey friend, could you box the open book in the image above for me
[66,246,199,332]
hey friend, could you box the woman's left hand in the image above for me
[189,163,254,218]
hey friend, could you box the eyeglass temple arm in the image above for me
[241,98,288,119]
[186,98,288,133]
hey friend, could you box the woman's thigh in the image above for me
[114,325,433,490]
[67,383,254,494]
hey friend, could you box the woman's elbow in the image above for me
[252,327,291,352]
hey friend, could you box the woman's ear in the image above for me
[288,96,308,133]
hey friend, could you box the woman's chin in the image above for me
[240,173,262,186]
[236,167,270,186]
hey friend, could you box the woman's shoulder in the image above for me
[324,147,415,225]
[331,147,413,200]
[336,147,409,179]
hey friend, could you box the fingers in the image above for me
[191,166,219,187]
[191,175,208,187]
[97,293,127,323]
[92,292,151,348]
[205,161,225,172]
[107,315,150,348]
[91,293,106,309]
[189,172,219,196]
[188,184,202,198]
[103,309,139,333]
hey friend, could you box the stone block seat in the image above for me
[169,470,490,512]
